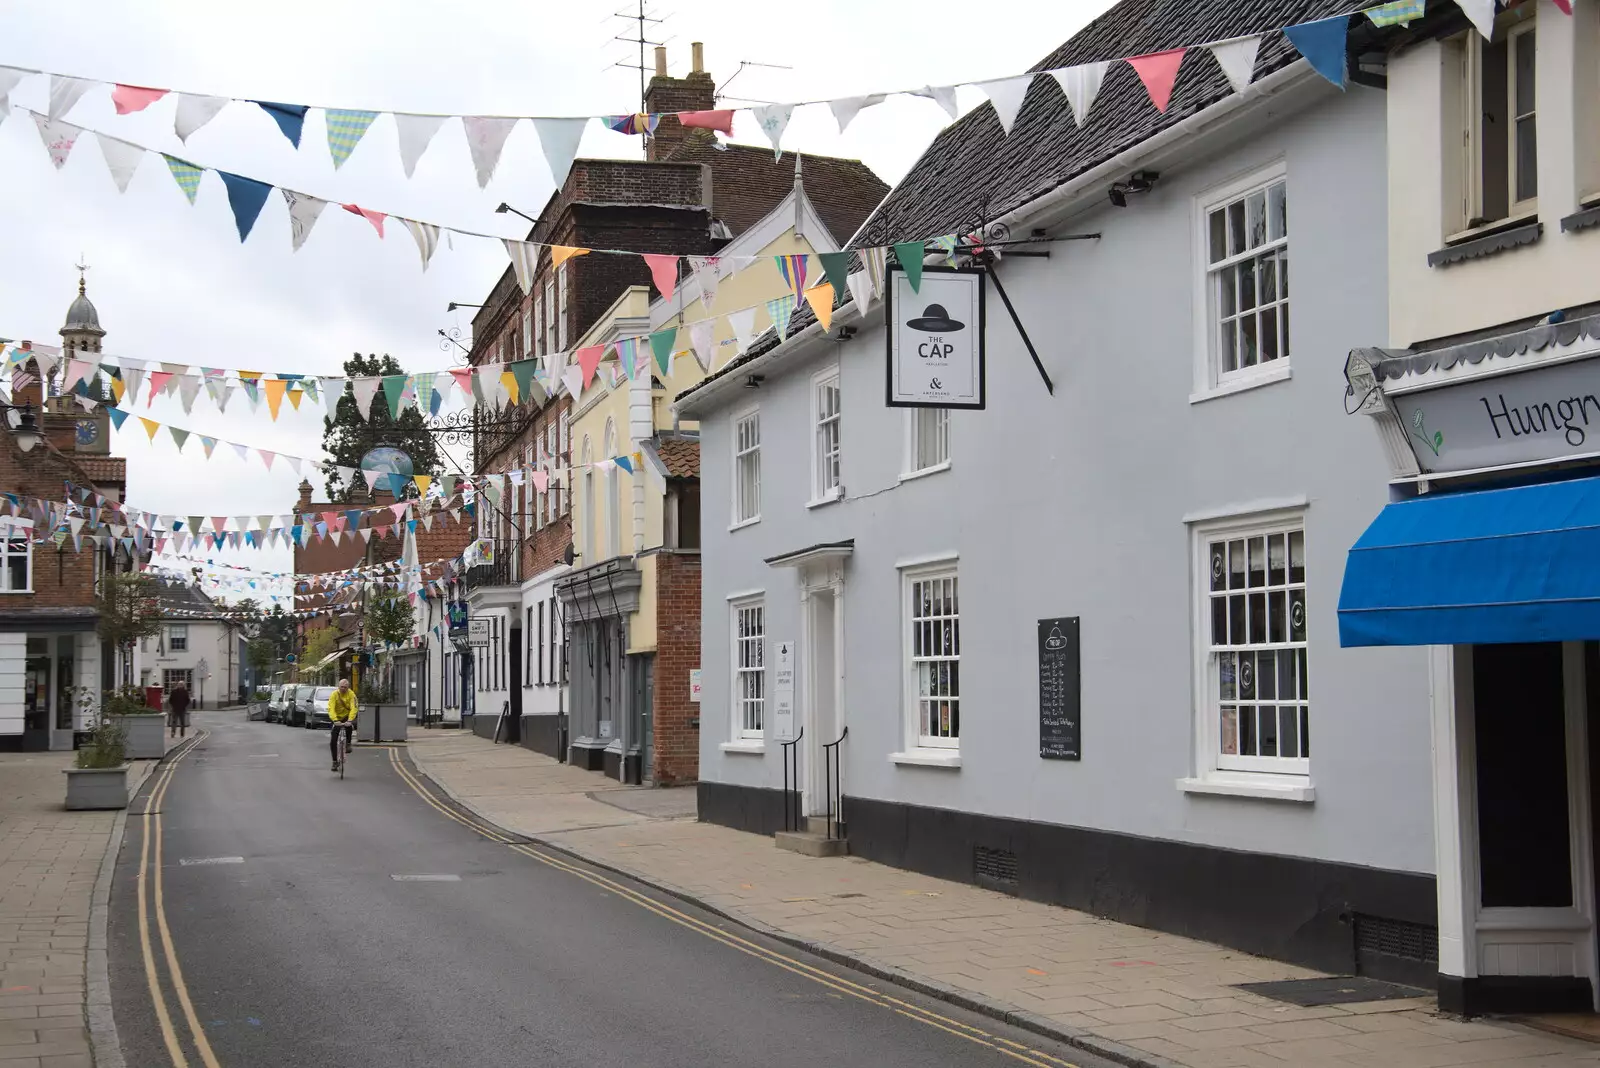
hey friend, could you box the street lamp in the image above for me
[494,203,539,225]
[445,302,483,313]
[1,403,41,453]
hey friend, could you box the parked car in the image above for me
[308,686,337,729]
[288,684,317,728]
[265,685,292,724]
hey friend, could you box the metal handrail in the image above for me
[823,726,849,840]
[779,727,804,833]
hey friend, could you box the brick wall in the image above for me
[652,549,701,784]
[643,70,716,163]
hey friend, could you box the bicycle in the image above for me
[333,722,353,778]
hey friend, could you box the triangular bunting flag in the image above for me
[463,115,517,188]
[106,406,128,431]
[804,283,834,333]
[551,245,589,270]
[817,252,851,302]
[532,116,587,188]
[0,67,27,118]
[616,337,640,379]
[96,132,143,193]
[1284,16,1349,87]
[139,417,160,441]
[325,108,379,168]
[32,113,80,169]
[912,85,960,120]
[690,255,720,308]
[264,378,288,420]
[729,308,757,355]
[894,242,925,292]
[342,202,386,237]
[174,93,227,142]
[163,154,204,204]
[352,377,382,420]
[689,321,715,371]
[827,94,885,133]
[1049,61,1110,127]
[649,328,677,377]
[218,171,273,241]
[766,294,796,340]
[47,75,93,120]
[282,190,328,251]
[1365,0,1425,26]
[976,75,1033,135]
[505,240,537,294]
[846,270,874,314]
[1456,0,1496,37]
[776,254,809,302]
[577,344,606,388]
[561,365,584,401]
[112,84,167,115]
[382,376,408,420]
[254,101,308,147]
[1127,48,1187,113]
[643,254,679,299]
[1207,36,1264,94]
[752,104,794,159]
[393,112,447,178]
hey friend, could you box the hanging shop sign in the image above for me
[886,265,986,409]
[1392,350,1600,475]
[466,618,490,647]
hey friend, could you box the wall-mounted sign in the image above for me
[689,668,702,703]
[1038,617,1081,760]
[886,265,986,409]
[1398,351,1600,474]
[466,618,490,647]
[772,641,796,741]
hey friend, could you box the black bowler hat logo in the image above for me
[906,303,965,332]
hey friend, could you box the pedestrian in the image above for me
[168,682,191,739]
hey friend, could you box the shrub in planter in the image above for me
[103,685,166,759]
[66,716,130,811]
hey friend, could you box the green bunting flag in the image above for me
[381,375,408,419]
[163,154,203,205]
[509,360,540,405]
[817,252,851,301]
[649,327,677,377]
[894,242,925,292]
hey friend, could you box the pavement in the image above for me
[406,730,1600,1068]
[105,712,1113,1067]
[0,741,161,1068]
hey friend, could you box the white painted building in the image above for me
[679,0,1445,987]
[140,584,241,708]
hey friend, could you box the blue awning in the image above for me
[1340,475,1600,647]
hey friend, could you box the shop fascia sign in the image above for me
[886,265,986,409]
[1383,349,1600,476]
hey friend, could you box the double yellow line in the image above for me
[386,748,1083,1068]
[135,731,223,1068]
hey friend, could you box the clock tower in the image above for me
[55,268,110,454]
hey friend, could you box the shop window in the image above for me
[0,519,32,592]
[1198,164,1289,395]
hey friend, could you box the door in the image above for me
[804,586,841,816]
[507,631,522,744]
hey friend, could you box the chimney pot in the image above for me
[654,46,667,78]
[691,42,704,73]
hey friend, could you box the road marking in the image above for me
[179,857,244,866]
[385,748,1078,1068]
[390,873,461,882]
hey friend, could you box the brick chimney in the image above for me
[644,42,715,162]
[297,479,314,511]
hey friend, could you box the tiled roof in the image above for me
[156,583,221,617]
[70,455,125,485]
[655,437,699,479]
[854,0,1373,247]
[664,134,890,245]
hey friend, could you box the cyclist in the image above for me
[328,678,357,772]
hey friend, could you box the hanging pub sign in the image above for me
[886,264,986,409]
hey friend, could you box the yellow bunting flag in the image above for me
[139,417,160,441]
[264,378,288,420]
[804,282,835,333]
[287,387,304,410]
[501,369,519,405]
[414,474,432,496]
[111,377,126,404]
[551,245,590,270]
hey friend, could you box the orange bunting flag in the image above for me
[551,245,590,270]
[804,282,835,333]
[139,417,160,441]
[264,378,289,420]
[500,369,519,405]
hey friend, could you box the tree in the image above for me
[320,353,444,503]
[95,574,163,686]
[300,623,340,675]
[366,595,415,648]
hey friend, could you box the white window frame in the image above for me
[810,366,843,506]
[557,264,570,351]
[547,424,560,522]
[522,308,533,357]
[902,408,951,480]
[558,410,571,515]
[731,406,761,529]
[534,295,545,358]
[1180,505,1315,802]
[168,624,189,652]
[1451,14,1539,238]
[603,420,620,559]
[730,595,766,742]
[0,518,33,593]
[544,280,558,356]
[1191,160,1291,403]
[895,560,962,766]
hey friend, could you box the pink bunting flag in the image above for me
[1127,48,1187,114]
[677,110,734,135]
[259,450,276,470]
[530,470,549,493]
[342,203,386,237]
[147,370,173,404]
[643,254,679,300]
[1552,0,1572,11]
[112,85,168,115]
[577,344,607,388]
[449,367,474,396]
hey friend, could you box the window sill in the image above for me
[890,749,961,769]
[728,516,761,533]
[720,740,766,755]
[1429,218,1542,268]
[806,489,843,510]
[1176,775,1315,803]
[899,461,952,484]
[1190,363,1291,405]
[1560,204,1600,234]
[0,590,32,595]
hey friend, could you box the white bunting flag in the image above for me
[561,365,583,401]
[976,75,1033,135]
[689,255,720,310]
[729,308,758,355]
[846,270,875,314]
[177,375,202,414]
[0,67,32,118]
[404,219,440,269]
[393,113,446,178]
[862,245,888,297]
[231,442,250,463]
[912,85,960,120]
[752,104,794,159]
[462,116,517,188]
[120,362,146,404]
[533,117,587,188]
[352,376,382,421]
[281,190,328,252]
[1207,35,1263,94]
[48,75,93,120]
[689,321,716,371]
[504,239,537,294]
[325,382,344,420]
[32,113,79,169]
[174,93,227,142]
[827,93,886,133]
[95,132,143,192]
[1456,0,1496,38]
[1050,61,1111,127]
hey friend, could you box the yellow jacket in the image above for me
[328,688,357,723]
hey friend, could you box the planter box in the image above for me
[111,715,167,759]
[357,704,409,743]
[64,765,131,810]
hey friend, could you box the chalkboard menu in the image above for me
[1039,617,1081,760]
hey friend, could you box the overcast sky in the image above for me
[1,0,1106,597]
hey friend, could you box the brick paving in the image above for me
[408,731,1600,1068]
[0,749,153,1068]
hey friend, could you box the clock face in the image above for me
[75,419,98,446]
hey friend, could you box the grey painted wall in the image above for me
[695,85,1435,877]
